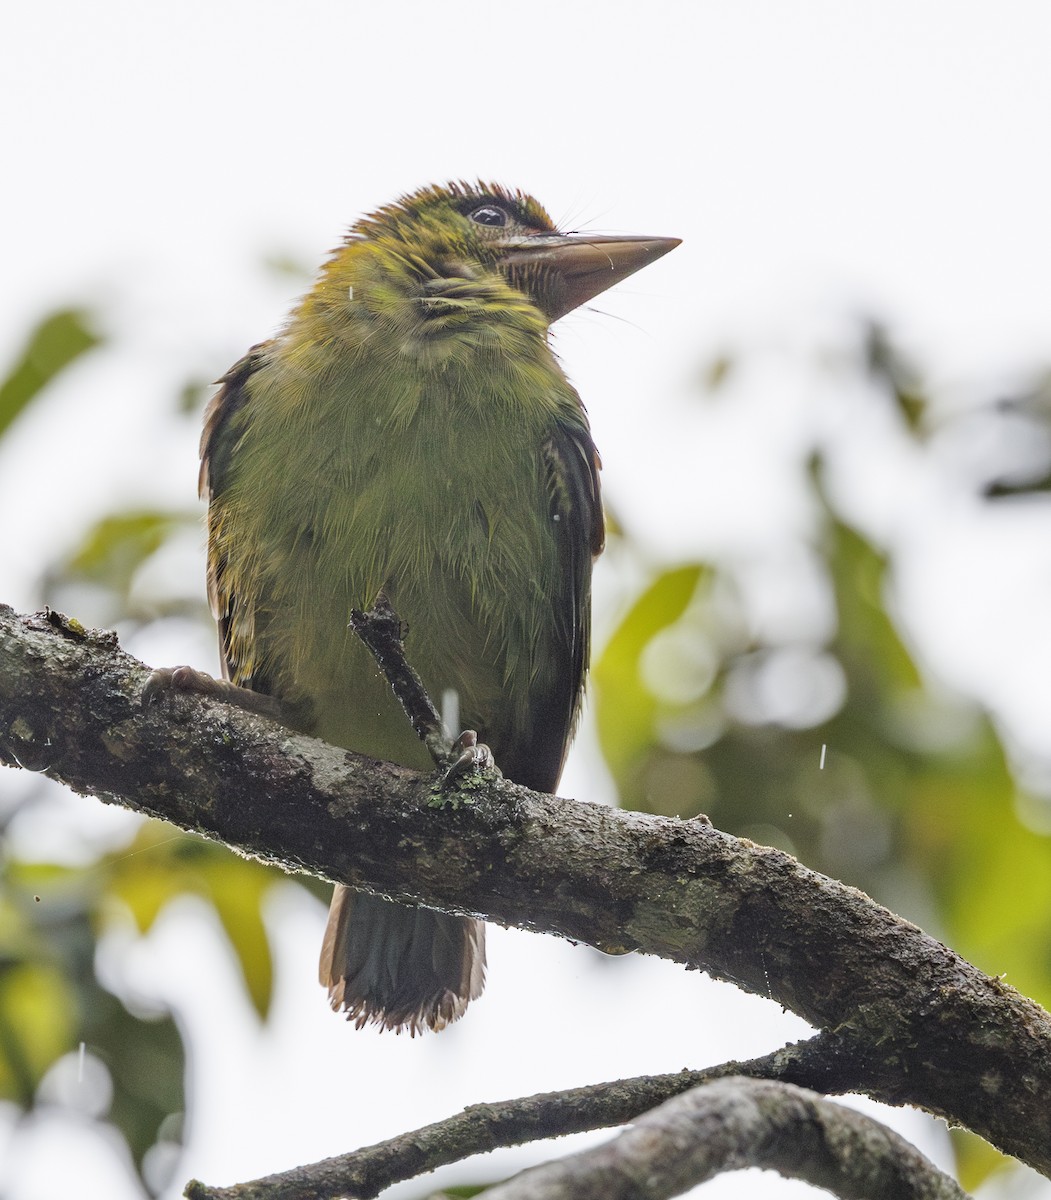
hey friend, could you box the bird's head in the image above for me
[345,181,680,324]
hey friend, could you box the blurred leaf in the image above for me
[0,867,81,1103]
[862,320,928,435]
[984,471,1051,499]
[600,500,625,542]
[177,376,211,417]
[54,510,190,596]
[904,719,1051,1007]
[1,857,185,1193]
[263,251,313,281]
[1,818,290,1189]
[107,823,277,1019]
[83,984,185,1186]
[196,855,275,1018]
[40,507,205,627]
[816,462,922,698]
[701,350,735,392]
[593,564,709,790]
[950,1128,1011,1192]
[597,459,1051,1031]
[0,959,77,1104]
[0,308,102,439]
[105,822,205,934]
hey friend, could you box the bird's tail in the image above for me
[319,885,486,1035]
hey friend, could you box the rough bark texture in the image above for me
[2,605,1050,1176]
[179,1041,934,1200]
[475,1078,967,1200]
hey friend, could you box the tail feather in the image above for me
[319,884,485,1035]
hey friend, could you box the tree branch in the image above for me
[2,605,1050,1175]
[475,1078,967,1200]
[183,1038,845,1200]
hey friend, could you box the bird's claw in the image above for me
[442,729,498,787]
[142,665,219,706]
[142,666,283,719]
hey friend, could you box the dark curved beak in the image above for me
[499,233,681,322]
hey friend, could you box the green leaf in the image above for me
[904,718,1051,1008]
[197,855,275,1019]
[40,507,205,628]
[53,510,192,596]
[0,859,186,1193]
[822,500,922,698]
[0,308,102,439]
[862,320,928,435]
[950,1128,1011,1192]
[0,959,77,1104]
[593,564,709,793]
[107,823,277,1019]
[82,984,185,1188]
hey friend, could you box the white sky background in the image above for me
[2,2,1051,1197]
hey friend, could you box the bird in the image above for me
[187,182,678,1034]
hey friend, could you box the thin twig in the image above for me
[348,593,450,767]
[182,1036,863,1200]
[478,1078,968,1200]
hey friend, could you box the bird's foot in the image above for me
[442,729,498,785]
[429,731,501,807]
[142,665,283,719]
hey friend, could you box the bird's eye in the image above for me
[469,205,508,228]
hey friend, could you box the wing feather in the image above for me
[199,343,271,689]
[509,412,602,793]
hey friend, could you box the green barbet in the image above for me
[196,182,677,1033]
